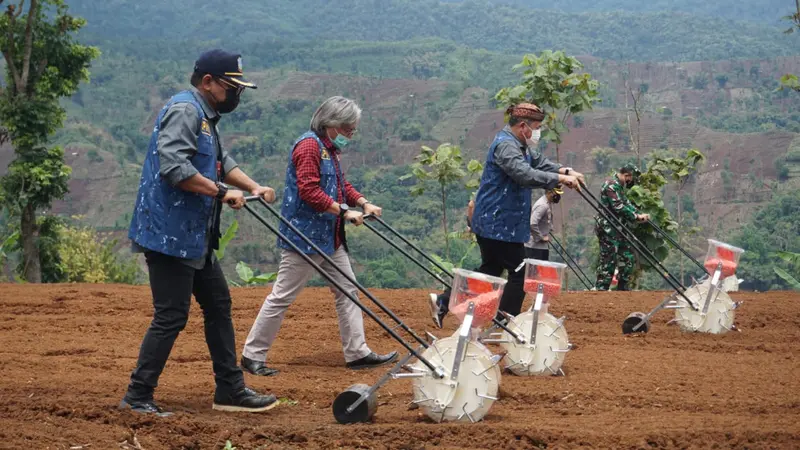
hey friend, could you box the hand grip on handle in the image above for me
[246,195,361,223]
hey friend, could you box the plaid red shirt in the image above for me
[293,133,363,250]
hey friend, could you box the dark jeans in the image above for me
[525,247,549,261]
[437,236,528,317]
[124,251,245,402]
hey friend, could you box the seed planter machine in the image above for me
[576,183,744,335]
[242,197,503,424]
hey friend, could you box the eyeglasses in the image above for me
[339,125,357,137]
[215,77,244,95]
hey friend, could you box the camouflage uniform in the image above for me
[594,174,639,290]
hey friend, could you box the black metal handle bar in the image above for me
[646,219,709,275]
[577,183,687,290]
[362,214,525,342]
[548,232,593,289]
[365,214,454,277]
[242,197,440,374]
[575,185,698,311]
[546,241,580,287]
[547,233,593,290]
[362,220,452,289]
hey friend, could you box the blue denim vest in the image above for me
[278,131,344,255]
[471,129,533,243]
[128,91,217,259]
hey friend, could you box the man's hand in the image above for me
[636,213,651,222]
[570,170,586,186]
[345,210,365,226]
[559,174,580,190]
[223,190,246,210]
[251,185,276,203]
[541,235,550,243]
[363,202,382,217]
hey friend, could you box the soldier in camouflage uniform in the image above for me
[594,163,650,291]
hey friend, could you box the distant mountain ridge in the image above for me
[67,0,799,63]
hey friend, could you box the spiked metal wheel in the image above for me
[499,311,571,376]
[673,279,737,334]
[409,336,501,423]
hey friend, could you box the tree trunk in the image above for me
[678,188,684,286]
[20,202,41,283]
[441,184,450,261]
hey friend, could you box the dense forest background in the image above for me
[1,0,799,291]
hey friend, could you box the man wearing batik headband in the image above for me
[426,103,586,328]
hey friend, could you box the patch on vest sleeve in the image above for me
[201,119,212,136]
[321,148,331,160]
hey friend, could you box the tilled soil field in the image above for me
[0,284,798,449]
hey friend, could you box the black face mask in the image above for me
[551,193,562,204]
[624,180,635,188]
[216,88,240,114]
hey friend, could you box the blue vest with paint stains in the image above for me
[471,129,533,243]
[278,131,344,255]
[128,91,217,259]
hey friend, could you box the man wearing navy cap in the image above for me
[122,50,277,415]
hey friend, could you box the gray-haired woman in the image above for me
[241,96,397,376]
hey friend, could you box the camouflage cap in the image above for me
[620,162,641,177]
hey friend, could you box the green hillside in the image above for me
[465,0,789,25]
[2,0,799,290]
[68,0,800,62]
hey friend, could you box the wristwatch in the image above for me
[339,203,350,218]
[215,182,228,201]
[564,168,571,175]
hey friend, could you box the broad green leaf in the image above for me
[236,261,254,283]
[252,272,278,284]
[774,267,800,290]
[774,251,800,266]
[508,85,528,100]
[216,220,239,260]
[0,231,20,252]
[467,159,483,173]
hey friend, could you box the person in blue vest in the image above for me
[240,96,398,376]
[426,103,585,328]
[121,50,278,416]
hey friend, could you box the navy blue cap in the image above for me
[194,49,256,89]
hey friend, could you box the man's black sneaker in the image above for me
[118,399,173,417]
[345,351,399,370]
[212,387,278,413]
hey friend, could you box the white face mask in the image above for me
[526,127,541,148]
